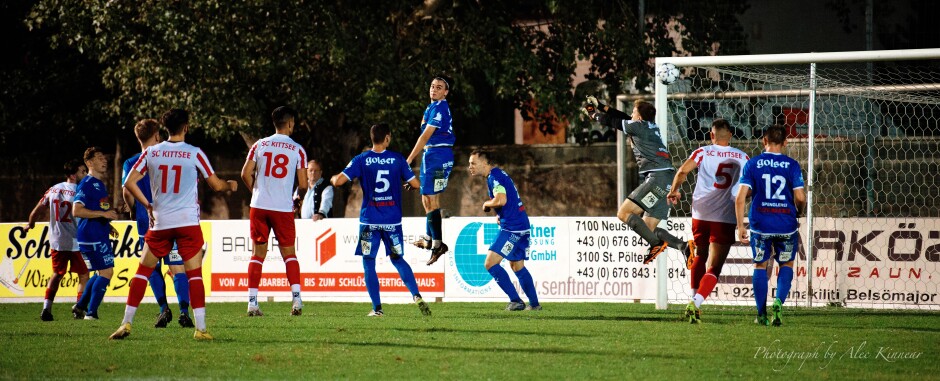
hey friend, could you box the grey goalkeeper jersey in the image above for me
[617,120,673,173]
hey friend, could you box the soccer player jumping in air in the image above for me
[735,125,806,326]
[585,97,695,266]
[332,123,432,317]
[407,75,455,266]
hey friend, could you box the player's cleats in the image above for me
[154,308,172,328]
[40,308,53,322]
[755,314,770,326]
[413,235,432,250]
[525,305,542,311]
[415,296,431,316]
[426,243,449,266]
[642,241,669,265]
[771,298,783,327]
[71,304,85,320]
[109,323,132,340]
[83,313,99,320]
[685,301,701,324]
[193,329,214,341]
[247,307,264,317]
[367,310,384,317]
[291,301,303,316]
[683,240,697,270]
[505,301,526,311]
[178,314,195,328]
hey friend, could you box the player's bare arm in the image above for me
[207,174,238,192]
[735,186,752,244]
[330,173,349,187]
[668,157,697,205]
[794,187,807,215]
[483,192,507,213]
[25,196,48,231]
[123,169,151,209]
[240,159,256,189]
[122,186,136,219]
[406,126,437,166]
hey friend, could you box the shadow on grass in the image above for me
[379,326,595,338]
[328,340,683,359]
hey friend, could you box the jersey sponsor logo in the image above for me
[756,159,791,169]
[99,197,111,210]
[500,241,514,256]
[365,156,396,166]
[434,178,447,192]
[641,193,659,209]
[433,112,442,122]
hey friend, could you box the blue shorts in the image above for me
[79,242,115,271]
[488,230,530,262]
[420,147,454,195]
[355,224,405,259]
[750,231,799,264]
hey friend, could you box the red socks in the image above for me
[127,265,156,307]
[186,268,205,309]
[283,254,300,286]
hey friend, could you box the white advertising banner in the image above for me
[209,218,445,298]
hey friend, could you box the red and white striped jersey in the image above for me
[40,182,78,251]
[688,144,749,224]
[131,141,214,230]
[246,134,307,212]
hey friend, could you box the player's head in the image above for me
[63,159,87,181]
[306,159,322,180]
[82,146,107,174]
[430,75,452,101]
[370,123,391,145]
[134,118,161,145]
[632,100,655,122]
[162,109,190,136]
[468,149,495,177]
[272,106,297,132]
[710,118,733,143]
[764,124,788,146]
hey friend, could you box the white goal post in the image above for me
[617,48,940,310]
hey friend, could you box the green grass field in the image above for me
[1,301,937,380]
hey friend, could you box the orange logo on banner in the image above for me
[316,228,336,265]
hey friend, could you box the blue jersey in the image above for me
[74,175,113,243]
[342,150,415,225]
[739,152,805,235]
[422,99,454,147]
[487,167,529,231]
[122,153,152,236]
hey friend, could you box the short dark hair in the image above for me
[711,118,732,133]
[433,74,453,90]
[161,109,189,135]
[370,123,390,144]
[272,106,297,129]
[470,149,495,165]
[134,118,161,143]
[83,146,104,163]
[765,125,788,145]
[633,100,655,121]
[63,159,84,177]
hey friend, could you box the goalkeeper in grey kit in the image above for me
[585,97,695,266]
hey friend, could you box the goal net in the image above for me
[630,49,940,310]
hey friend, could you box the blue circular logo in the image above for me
[454,222,498,287]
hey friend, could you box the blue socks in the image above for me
[427,209,442,241]
[362,258,381,311]
[753,268,768,316]
[514,267,539,307]
[87,275,111,316]
[77,274,97,309]
[148,262,169,312]
[391,257,421,297]
[776,266,794,304]
[173,272,191,315]
[487,265,522,302]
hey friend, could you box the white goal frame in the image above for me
[619,48,940,310]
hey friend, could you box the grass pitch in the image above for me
[0,301,937,380]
